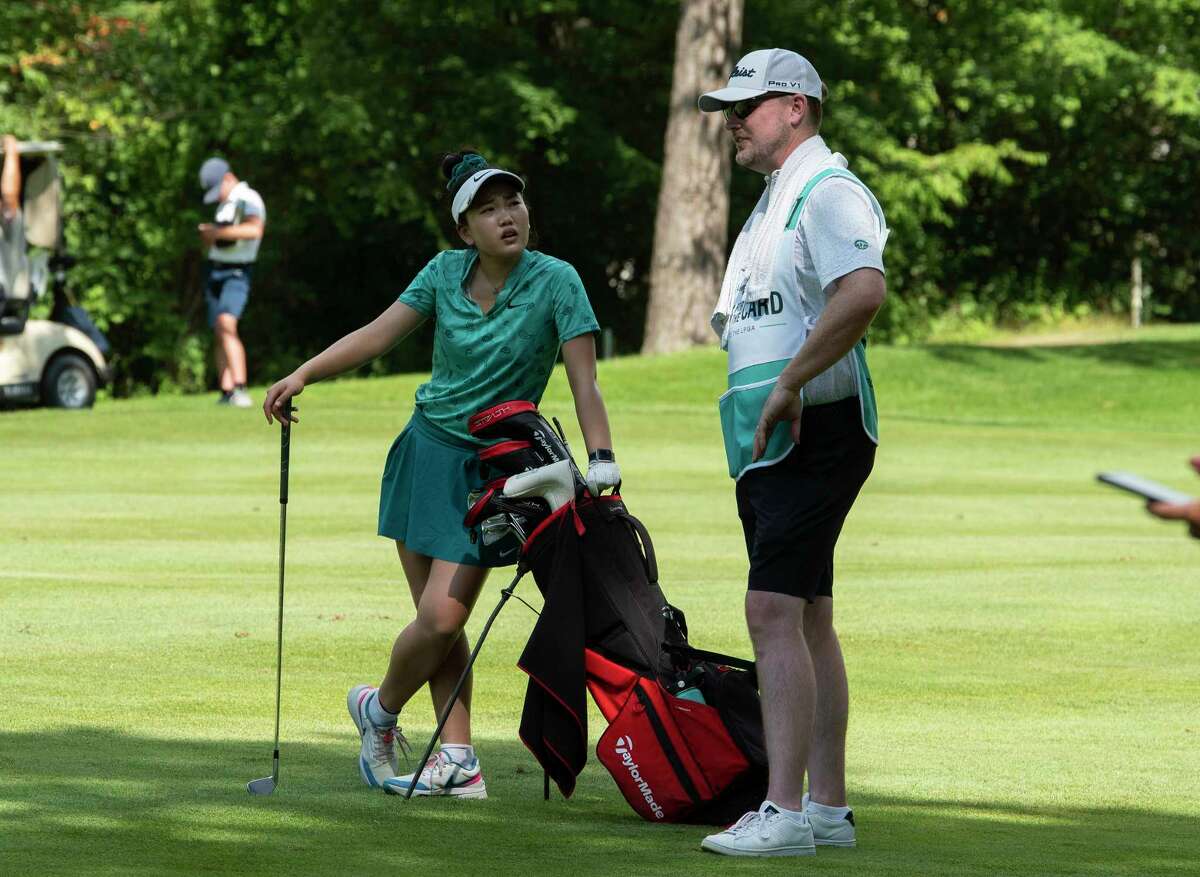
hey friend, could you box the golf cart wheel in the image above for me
[43,353,97,409]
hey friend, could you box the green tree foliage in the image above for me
[2,0,1197,393]
[741,0,1200,338]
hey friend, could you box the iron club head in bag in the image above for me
[466,479,552,545]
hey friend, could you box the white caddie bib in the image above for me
[718,167,888,480]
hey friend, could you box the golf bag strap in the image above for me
[622,511,658,586]
[663,642,755,673]
[588,495,658,586]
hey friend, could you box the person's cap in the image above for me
[198,156,230,204]
[698,48,824,112]
[451,167,525,224]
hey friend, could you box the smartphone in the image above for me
[1096,471,1195,505]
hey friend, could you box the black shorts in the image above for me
[735,397,876,602]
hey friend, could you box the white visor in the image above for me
[451,168,525,223]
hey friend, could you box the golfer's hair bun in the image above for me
[441,149,477,180]
[442,149,488,194]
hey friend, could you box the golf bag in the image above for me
[463,400,588,550]
[465,401,768,824]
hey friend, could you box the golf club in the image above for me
[247,404,293,795]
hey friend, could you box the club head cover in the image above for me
[502,459,579,512]
[478,439,546,479]
[469,401,574,470]
[464,481,505,529]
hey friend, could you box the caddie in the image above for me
[695,48,889,857]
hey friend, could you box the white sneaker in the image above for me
[701,801,816,857]
[229,388,253,408]
[804,793,857,847]
[347,685,406,789]
[382,750,488,799]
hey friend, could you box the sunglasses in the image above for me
[721,92,788,122]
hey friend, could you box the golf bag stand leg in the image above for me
[403,562,529,800]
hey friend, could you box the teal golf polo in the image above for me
[398,248,600,444]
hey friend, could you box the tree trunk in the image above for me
[641,0,743,355]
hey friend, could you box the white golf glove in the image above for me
[586,449,621,496]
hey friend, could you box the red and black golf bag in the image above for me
[465,401,768,825]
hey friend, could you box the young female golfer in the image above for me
[262,151,620,797]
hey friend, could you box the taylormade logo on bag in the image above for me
[534,432,558,460]
[613,736,665,819]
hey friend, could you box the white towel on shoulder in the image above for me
[711,137,848,347]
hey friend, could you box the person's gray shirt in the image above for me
[0,209,29,303]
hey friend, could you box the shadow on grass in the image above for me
[0,728,1196,876]
[925,337,1200,371]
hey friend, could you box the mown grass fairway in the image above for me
[2,326,1198,876]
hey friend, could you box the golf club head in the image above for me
[480,513,515,546]
[246,775,277,795]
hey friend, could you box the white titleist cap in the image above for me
[698,48,824,112]
[451,168,525,224]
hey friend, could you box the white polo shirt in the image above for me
[208,181,266,264]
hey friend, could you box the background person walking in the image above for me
[262,151,619,798]
[696,48,889,857]
[198,156,265,408]
[1,134,28,315]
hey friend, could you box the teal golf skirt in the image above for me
[378,410,512,567]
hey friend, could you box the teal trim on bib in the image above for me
[851,339,878,444]
[785,167,845,231]
[728,359,793,389]
[719,358,795,480]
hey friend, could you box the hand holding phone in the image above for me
[1099,465,1200,540]
[1096,471,1196,505]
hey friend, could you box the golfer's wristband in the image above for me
[588,449,616,464]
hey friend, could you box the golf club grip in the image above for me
[280,422,291,505]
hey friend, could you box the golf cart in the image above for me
[0,141,110,409]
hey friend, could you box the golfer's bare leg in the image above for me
[430,633,473,743]
[213,332,232,392]
[215,313,247,388]
[380,544,488,743]
[746,590,814,811]
[803,596,848,806]
[396,544,477,744]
